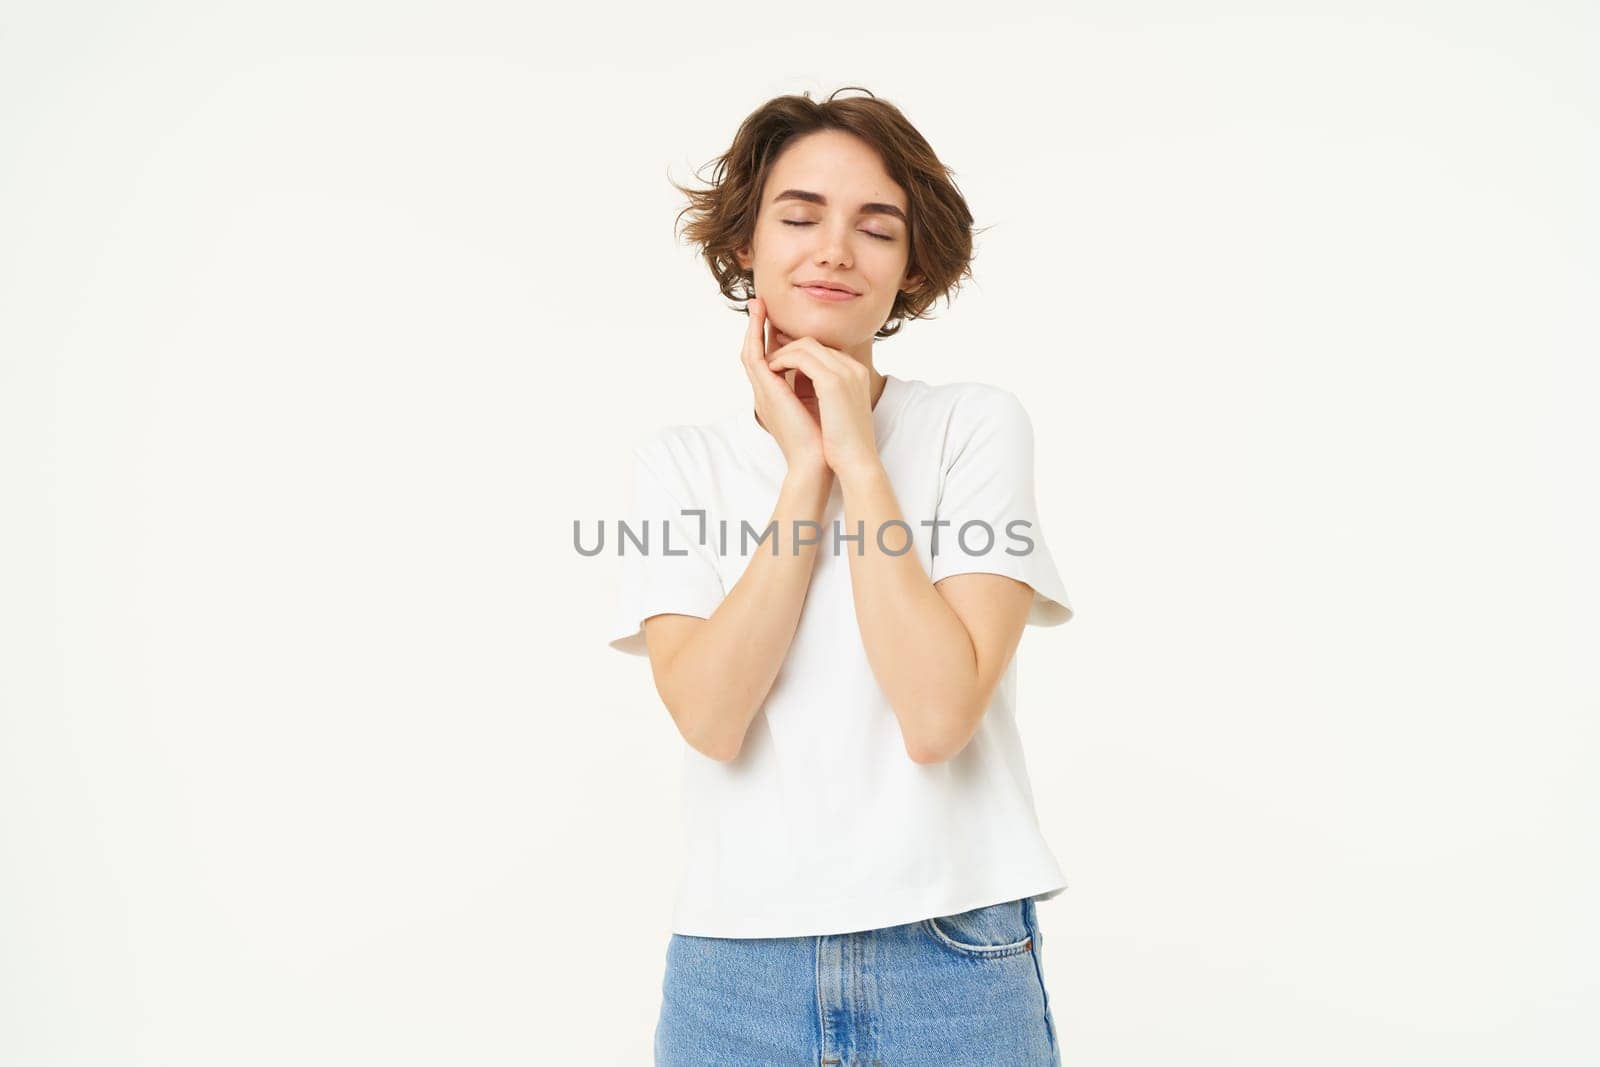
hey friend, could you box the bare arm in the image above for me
[750,343,1043,765]
[642,464,832,762]
[836,463,1034,763]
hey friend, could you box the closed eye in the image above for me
[781,220,894,242]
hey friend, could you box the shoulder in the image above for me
[906,380,1036,456]
[951,380,1031,422]
[627,418,727,462]
[623,419,739,500]
[907,378,1032,425]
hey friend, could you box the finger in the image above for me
[742,298,766,367]
[768,338,859,383]
[741,304,788,406]
[804,342,862,381]
[742,307,799,406]
[740,301,767,395]
[760,320,804,391]
[764,326,804,393]
[767,340,849,378]
[744,303,794,393]
[762,314,796,389]
[765,347,837,390]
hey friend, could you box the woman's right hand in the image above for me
[740,297,827,477]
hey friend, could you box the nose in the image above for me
[814,223,852,270]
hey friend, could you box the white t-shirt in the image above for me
[607,373,1075,938]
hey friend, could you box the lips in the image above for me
[797,283,859,303]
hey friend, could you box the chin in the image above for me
[786,313,858,344]
[770,299,873,347]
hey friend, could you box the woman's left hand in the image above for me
[764,335,882,482]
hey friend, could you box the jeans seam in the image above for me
[1024,899,1059,1058]
[921,902,1035,959]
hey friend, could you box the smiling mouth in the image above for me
[796,283,859,302]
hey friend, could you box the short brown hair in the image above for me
[669,86,984,339]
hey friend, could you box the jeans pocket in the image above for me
[921,898,1034,959]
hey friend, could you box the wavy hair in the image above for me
[669,87,985,339]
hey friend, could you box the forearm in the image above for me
[659,466,833,760]
[836,462,981,762]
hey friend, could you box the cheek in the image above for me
[868,249,909,281]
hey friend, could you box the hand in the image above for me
[739,297,827,477]
[763,334,882,481]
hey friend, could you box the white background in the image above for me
[3,2,1595,1064]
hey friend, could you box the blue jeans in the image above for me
[655,896,1060,1065]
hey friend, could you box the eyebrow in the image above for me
[771,188,908,225]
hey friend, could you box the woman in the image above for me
[609,87,1075,1066]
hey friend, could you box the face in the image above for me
[735,129,921,364]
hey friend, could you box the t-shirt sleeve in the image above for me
[607,444,727,657]
[926,388,1074,626]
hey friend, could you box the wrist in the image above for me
[833,457,889,495]
[782,459,833,494]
